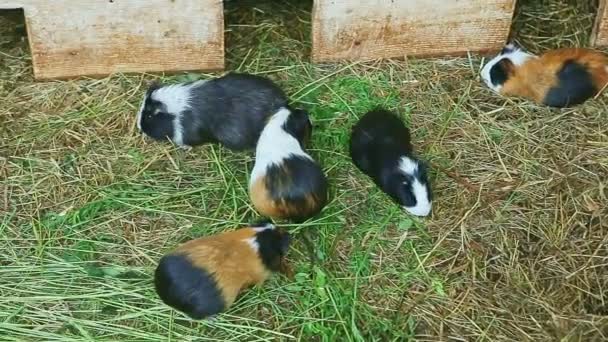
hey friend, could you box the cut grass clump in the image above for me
[2,0,608,340]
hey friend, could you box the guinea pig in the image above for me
[136,72,288,151]
[349,108,432,217]
[154,221,291,319]
[481,43,608,107]
[249,107,328,222]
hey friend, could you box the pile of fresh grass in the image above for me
[1,0,607,340]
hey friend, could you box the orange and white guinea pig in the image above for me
[249,107,328,222]
[154,222,290,319]
[481,43,608,107]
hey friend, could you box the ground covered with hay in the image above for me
[1,0,607,340]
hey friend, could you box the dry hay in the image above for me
[1,0,607,340]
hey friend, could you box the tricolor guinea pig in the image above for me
[136,72,288,150]
[154,222,290,319]
[481,43,608,107]
[249,107,328,222]
[349,108,432,217]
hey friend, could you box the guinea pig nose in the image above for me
[404,203,432,217]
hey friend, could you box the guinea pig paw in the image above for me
[205,314,220,323]
[179,144,193,151]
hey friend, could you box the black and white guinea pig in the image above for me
[154,221,291,320]
[481,43,608,107]
[349,108,432,217]
[249,107,328,223]
[136,72,288,150]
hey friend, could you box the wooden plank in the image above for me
[7,0,224,79]
[592,0,608,47]
[312,0,517,62]
[0,2,25,9]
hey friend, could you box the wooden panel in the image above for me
[0,1,26,9]
[6,0,224,79]
[312,0,517,62]
[592,0,608,47]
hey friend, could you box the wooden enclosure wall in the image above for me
[592,0,608,47]
[4,0,608,79]
[311,0,517,62]
[0,0,224,80]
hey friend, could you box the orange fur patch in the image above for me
[251,176,284,219]
[501,48,608,103]
[174,227,271,307]
[250,174,325,221]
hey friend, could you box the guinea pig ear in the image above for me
[496,58,515,74]
[145,80,162,95]
[498,58,515,75]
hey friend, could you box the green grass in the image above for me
[2,0,608,340]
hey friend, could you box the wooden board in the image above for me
[0,1,25,9]
[592,0,608,47]
[312,0,517,62]
[0,0,224,79]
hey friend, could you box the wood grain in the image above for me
[3,0,224,79]
[312,0,517,62]
[592,0,608,47]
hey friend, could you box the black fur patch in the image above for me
[350,109,413,176]
[489,58,511,87]
[282,108,312,147]
[264,155,328,222]
[154,254,225,319]
[255,229,291,271]
[184,73,288,150]
[139,98,175,141]
[543,60,596,107]
[349,109,432,209]
[386,171,416,208]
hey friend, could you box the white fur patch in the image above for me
[137,80,207,146]
[136,94,146,131]
[249,107,311,188]
[251,222,275,232]
[398,157,418,175]
[480,44,537,93]
[245,237,259,252]
[398,157,432,217]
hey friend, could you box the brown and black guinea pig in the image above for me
[248,107,328,223]
[481,43,608,107]
[154,221,290,319]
